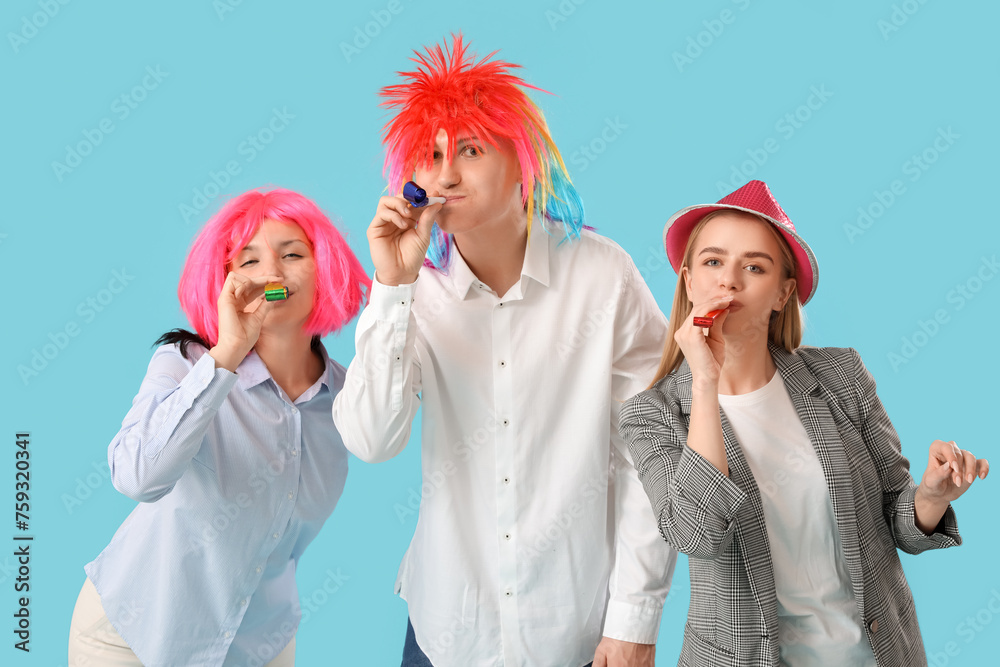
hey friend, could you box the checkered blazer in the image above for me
[620,345,961,667]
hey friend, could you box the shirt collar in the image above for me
[235,342,332,397]
[443,224,552,300]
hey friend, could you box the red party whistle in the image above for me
[693,309,726,328]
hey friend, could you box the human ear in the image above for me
[774,277,796,311]
[681,266,694,301]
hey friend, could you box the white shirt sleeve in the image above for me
[333,275,423,463]
[603,256,678,643]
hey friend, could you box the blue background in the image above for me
[2,1,997,665]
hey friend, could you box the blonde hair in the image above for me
[647,211,803,388]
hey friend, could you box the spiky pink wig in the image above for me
[177,188,370,346]
[379,34,573,239]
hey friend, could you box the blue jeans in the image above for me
[400,618,593,667]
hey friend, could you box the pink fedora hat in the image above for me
[662,180,819,305]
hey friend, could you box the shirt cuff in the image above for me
[602,598,662,644]
[367,275,417,324]
[178,352,238,411]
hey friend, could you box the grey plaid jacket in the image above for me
[620,345,960,667]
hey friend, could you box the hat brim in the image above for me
[663,203,819,305]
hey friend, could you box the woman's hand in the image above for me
[673,295,733,387]
[914,439,988,533]
[367,194,442,286]
[209,272,280,372]
[919,440,988,502]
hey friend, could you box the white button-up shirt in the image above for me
[333,226,676,667]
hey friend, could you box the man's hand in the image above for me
[367,194,441,286]
[593,637,655,667]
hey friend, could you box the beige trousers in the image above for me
[68,578,295,666]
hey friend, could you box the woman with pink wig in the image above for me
[68,188,370,667]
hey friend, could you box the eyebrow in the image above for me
[238,238,308,253]
[434,136,483,152]
[698,246,775,263]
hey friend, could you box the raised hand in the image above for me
[920,439,988,503]
[914,439,988,534]
[367,193,443,286]
[209,272,280,372]
[673,295,734,385]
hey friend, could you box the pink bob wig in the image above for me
[177,187,371,346]
[379,34,584,271]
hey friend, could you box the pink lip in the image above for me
[444,196,465,203]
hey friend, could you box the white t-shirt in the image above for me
[718,371,877,667]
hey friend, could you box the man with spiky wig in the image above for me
[334,35,676,667]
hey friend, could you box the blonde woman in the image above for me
[620,180,988,667]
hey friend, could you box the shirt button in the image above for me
[502,419,509,427]
[287,492,294,499]
[504,533,511,540]
[499,360,506,367]
[224,631,231,638]
[273,532,280,539]
[290,450,298,457]
[291,407,298,414]
[868,618,879,634]
[504,590,512,597]
[240,599,247,606]
[498,302,504,307]
[256,566,262,574]
[503,477,510,484]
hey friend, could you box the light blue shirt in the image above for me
[85,342,348,667]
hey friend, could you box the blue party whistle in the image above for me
[403,181,446,208]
